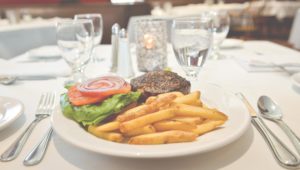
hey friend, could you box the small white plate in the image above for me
[28,46,61,60]
[221,39,244,49]
[291,72,300,88]
[52,83,250,158]
[0,97,24,131]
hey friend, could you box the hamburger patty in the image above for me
[130,71,191,99]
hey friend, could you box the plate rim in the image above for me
[0,96,24,131]
[51,84,251,158]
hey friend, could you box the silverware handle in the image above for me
[252,117,300,168]
[23,127,53,166]
[277,120,300,155]
[274,64,293,76]
[0,118,41,161]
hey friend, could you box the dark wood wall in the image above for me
[0,2,151,44]
[0,1,295,43]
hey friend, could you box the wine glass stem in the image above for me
[71,66,85,83]
[186,72,198,79]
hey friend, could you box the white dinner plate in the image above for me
[51,83,251,158]
[0,96,24,131]
[291,72,300,88]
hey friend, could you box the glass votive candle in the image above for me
[135,19,168,72]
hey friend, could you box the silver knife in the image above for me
[0,75,56,85]
[236,93,300,169]
[249,61,300,68]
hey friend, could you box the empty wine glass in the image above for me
[209,10,230,60]
[56,19,94,85]
[74,13,103,62]
[171,15,213,80]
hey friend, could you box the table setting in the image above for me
[1,11,300,170]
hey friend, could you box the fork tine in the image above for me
[36,93,46,114]
[47,93,56,115]
[44,93,52,115]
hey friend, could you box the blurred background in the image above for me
[0,0,299,58]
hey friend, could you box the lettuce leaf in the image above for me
[60,92,141,126]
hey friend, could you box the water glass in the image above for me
[56,19,94,85]
[74,13,103,62]
[171,15,213,80]
[209,10,230,59]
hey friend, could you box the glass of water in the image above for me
[171,15,213,80]
[56,19,94,85]
[74,13,103,62]
[209,10,230,60]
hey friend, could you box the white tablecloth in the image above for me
[289,9,300,50]
[1,41,300,170]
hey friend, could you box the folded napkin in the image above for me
[235,58,300,73]
[27,45,61,60]
[0,59,70,77]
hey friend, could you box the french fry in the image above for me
[145,96,156,105]
[193,120,225,136]
[171,117,204,124]
[90,121,120,132]
[124,125,156,137]
[117,94,177,122]
[128,130,197,145]
[173,103,228,120]
[119,109,175,133]
[116,104,149,122]
[158,91,184,98]
[150,93,177,108]
[153,120,196,132]
[173,91,200,105]
[191,99,203,107]
[145,92,183,105]
[88,126,123,142]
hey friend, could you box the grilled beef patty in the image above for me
[130,71,191,100]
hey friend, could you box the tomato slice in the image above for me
[67,86,106,106]
[77,76,131,97]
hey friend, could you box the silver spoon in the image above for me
[258,96,300,155]
[0,76,17,85]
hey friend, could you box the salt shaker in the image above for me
[110,23,120,73]
[116,28,134,78]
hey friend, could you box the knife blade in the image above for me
[0,75,56,81]
[236,93,300,169]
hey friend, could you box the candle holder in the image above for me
[135,19,168,72]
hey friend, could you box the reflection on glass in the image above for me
[171,15,213,80]
[56,19,94,85]
[74,13,103,62]
[209,10,230,60]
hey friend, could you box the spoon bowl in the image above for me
[0,76,17,85]
[258,95,300,155]
[257,96,282,120]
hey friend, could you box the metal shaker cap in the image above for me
[119,28,127,38]
[112,23,120,35]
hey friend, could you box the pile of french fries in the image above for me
[87,91,228,145]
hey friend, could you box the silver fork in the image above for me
[0,92,56,161]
